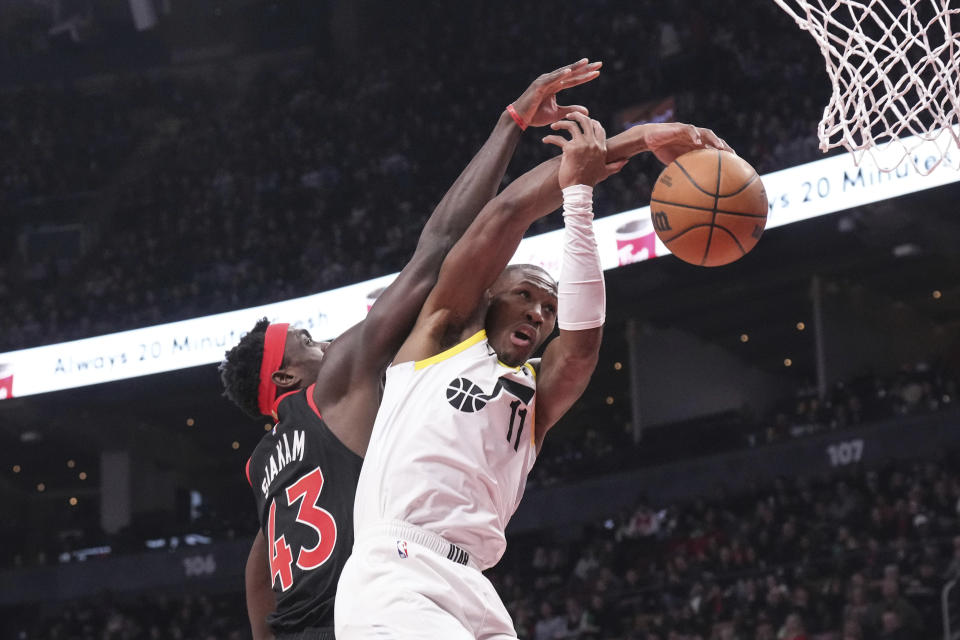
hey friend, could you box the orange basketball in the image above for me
[649,149,768,267]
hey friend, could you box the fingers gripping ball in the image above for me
[650,150,768,267]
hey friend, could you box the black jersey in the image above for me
[246,383,363,634]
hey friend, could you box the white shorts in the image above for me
[334,521,517,640]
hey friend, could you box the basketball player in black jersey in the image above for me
[219,60,605,640]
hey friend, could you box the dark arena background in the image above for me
[1,1,959,638]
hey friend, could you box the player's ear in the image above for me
[271,369,298,390]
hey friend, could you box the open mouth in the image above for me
[510,327,535,348]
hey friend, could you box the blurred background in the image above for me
[0,1,958,638]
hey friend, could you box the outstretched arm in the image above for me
[395,117,736,430]
[527,122,734,446]
[408,119,732,329]
[357,59,601,368]
[530,182,603,446]
[395,113,618,362]
[607,121,732,165]
[316,60,601,400]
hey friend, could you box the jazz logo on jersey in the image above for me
[445,376,535,413]
[397,540,409,559]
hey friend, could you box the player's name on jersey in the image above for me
[259,429,306,498]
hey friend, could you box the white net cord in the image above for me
[772,0,960,174]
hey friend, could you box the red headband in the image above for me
[257,323,290,417]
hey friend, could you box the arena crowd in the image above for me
[8,450,957,639]
[1,0,825,353]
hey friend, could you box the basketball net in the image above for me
[772,0,960,174]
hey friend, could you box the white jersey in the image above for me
[353,330,538,570]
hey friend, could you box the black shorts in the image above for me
[276,627,335,640]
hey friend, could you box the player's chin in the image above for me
[500,345,532,368]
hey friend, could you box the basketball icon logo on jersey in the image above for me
[397,540,408,559]
[445,375,534,413]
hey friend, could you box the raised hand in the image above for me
[542,112,611,188]
[511,59,602,129]
[543,112,630,189]
[639,123,734,165]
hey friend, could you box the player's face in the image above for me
[485,268,558,367]
[279,328,328,390]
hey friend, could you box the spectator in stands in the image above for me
[946,535,960,581]
[866,578,922,637]
[534,601,567,640]
[843,583,870,629]
[778,613,807,640]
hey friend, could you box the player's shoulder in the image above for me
[275,384,324,424]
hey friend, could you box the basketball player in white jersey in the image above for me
[335,113,731,639]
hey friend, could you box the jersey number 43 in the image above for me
[267,466,338,591]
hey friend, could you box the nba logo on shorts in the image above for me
[396,540,408,559]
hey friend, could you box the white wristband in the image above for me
[558,184,605,331]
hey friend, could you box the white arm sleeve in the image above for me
[557,184,605,331]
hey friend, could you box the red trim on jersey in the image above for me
[305,383,322,419]
[257,323,290,417]
[273,389,299,415]
[245,456,252,488]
